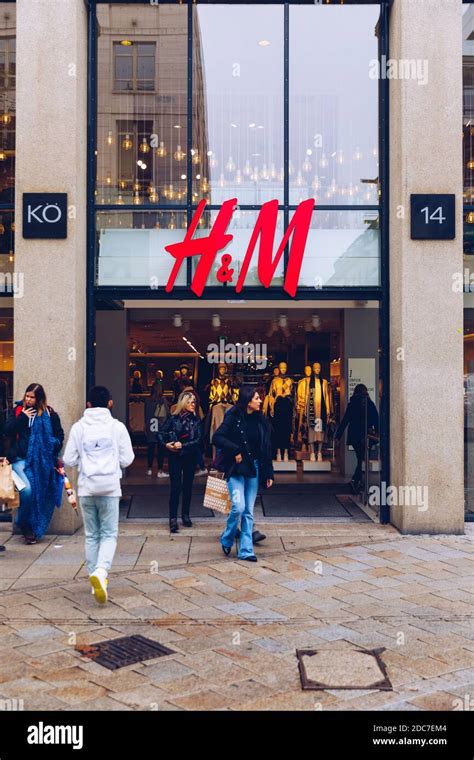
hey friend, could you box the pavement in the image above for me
[0,518,473,712]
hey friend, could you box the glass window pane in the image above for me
[96,211,187,288]
[290,5,379,206]
[193,4,284,205]
[97,5,187,204]
[298,210,380,288]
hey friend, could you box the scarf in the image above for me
[24,411,59,539]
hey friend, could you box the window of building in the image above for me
[113,41,156,92]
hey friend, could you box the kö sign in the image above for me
[22,193,68,239]
[165,198,315,296]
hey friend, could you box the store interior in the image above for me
[95,302,382,519]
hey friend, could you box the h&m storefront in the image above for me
[12,0,464,535]
[90,0,389,524]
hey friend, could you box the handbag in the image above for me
[203,472,231,514]
[0,458,15,501]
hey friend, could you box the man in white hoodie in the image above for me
[63,386,135,603]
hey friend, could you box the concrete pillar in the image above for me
[96,311,128,425]
[14,0,87,534]
[389,0,464,533]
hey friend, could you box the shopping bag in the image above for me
[6,487,19,509]
[0,458,15,501]
[203,473,231,514]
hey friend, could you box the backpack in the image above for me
[80,420,119,479]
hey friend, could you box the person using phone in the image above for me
[4,383,64,544]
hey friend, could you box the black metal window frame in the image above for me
[86,0,391,522]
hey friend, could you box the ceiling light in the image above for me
[258,40,270,47]
[278,314,287,328]
[212,313,221,328]
[312,314,321,329]
[173,313,182,328]
[248,123,256,128]
[120,40,133,46]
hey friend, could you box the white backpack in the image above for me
[80,421,119,479]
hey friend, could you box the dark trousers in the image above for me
[352,441,365,484]
[168,453,196,520]
[147,442,165,470]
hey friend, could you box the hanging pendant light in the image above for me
[148,187,158,203]
[156,141,167,158]
[302,157,312,173]
[132,192,141,205]
[319,153,329,168]
[353,146,362,161]
[191,148,200,165]
[201,176,209,193]
[174,144,185,161]
[0,112,11,125]
[243,159,251,177]
[225,156,236,173]
[118,179,127,190]
[122,134,133,150]
[139,137,151,154]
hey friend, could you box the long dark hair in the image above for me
[352,383,369,398]
[236,384,260,412]
[23,383,48,416]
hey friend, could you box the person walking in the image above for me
[4,383,64,545]
[334,383,379,494]
[63,386,134,604]
[144,383,169,478]
[213,385,273,562]
[158,390,201,533]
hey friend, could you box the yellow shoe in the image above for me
[89,569,108,604]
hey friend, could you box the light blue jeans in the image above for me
[11,459,33,534]
[220,461,259,559]
[80,496,120,574]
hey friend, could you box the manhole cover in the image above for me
[76,635,175,670]
[296,648,392,691]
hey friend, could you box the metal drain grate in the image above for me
[296,647,392,691]
[76,635,175,670]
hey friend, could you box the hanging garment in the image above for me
[273,395,293,453]
[306,377,331,443]
[129,401,145,433]
[210,402,233,443]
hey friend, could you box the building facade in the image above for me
[1,0,466,535]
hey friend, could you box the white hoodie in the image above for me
[63,408,135,497]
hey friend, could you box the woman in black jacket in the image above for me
[335,383,379,493]
[4,383,64,544]
[158,390,201,533]
[213,385,274,562]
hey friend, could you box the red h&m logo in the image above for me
[164,198,315,297]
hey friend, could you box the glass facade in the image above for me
[464,2,474,519]
[94,2,381,292]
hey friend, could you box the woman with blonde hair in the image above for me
[4,383,64,544]
[158,390,201,533]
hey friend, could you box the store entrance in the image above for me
[95,302,382,522]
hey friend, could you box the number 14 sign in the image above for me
[410,194,455,240]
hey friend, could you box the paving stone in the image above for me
[48,683,108,705]
[109,684,166,709]
[143,659,194,683]
[169,689,237,710]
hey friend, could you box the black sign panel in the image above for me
[410,194,455,240]
[22,193,68,239]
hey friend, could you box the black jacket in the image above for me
[158,412,201,456]
[4,404,64,461]
[335,395,379,447]
[213,405,274,486]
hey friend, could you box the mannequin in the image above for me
[305,361,332,462]
[131,370,143,394]
[265,361,293,462]
[296,364,312,453]
[173,362,193,401]
[209,363,239,442]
